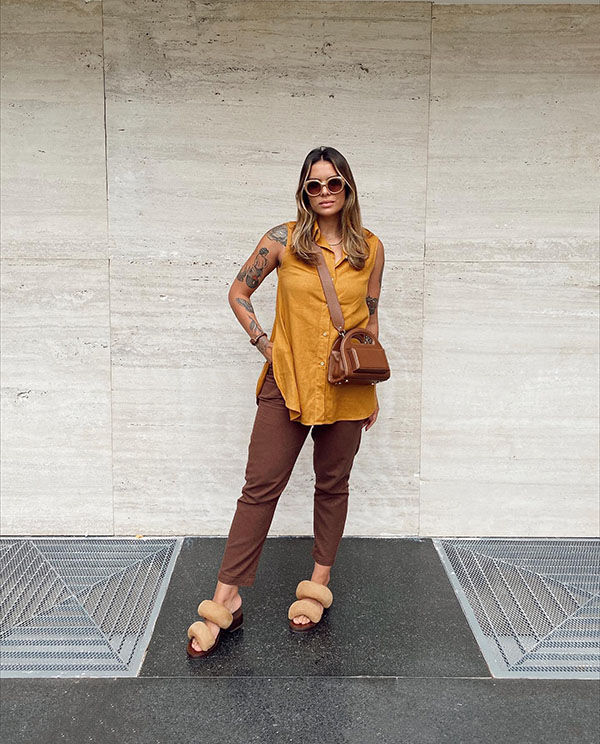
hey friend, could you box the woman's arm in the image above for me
[228,224,287,358]
[365,238,384,339]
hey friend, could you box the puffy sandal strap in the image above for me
[288,598,324,623]
[296,580,333,608]
[196,599,233,629]
[187,621,217,651]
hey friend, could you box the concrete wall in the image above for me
[1,0,598,537]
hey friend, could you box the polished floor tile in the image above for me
[141,537,489,678]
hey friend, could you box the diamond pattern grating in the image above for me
[0,537,182,678]
[433,538,600,679]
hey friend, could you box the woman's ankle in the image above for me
[214,580,240,602]
[311,561,332,584]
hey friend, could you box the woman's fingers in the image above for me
[363,406,379,431]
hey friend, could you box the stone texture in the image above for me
[0,0,107,259]
[1,259,112,534]
[1,1,598,536]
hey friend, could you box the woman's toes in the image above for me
[191,621,219,651]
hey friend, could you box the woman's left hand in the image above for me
[362,403,379,431]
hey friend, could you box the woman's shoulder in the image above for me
[362,228,381,263]
[263,222,297,246]
[362,226,378,243]
[262,222,296,266]
[264,222,294,244]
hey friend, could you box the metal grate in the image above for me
[0,537,182,678]
[433,538,600,679]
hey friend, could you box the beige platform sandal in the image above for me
[288,580,333,632]
[186,599,243,658]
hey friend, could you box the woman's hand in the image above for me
[257,338,273,362]
[362,403,379,431]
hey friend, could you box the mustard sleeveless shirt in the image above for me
[255,220,379,425]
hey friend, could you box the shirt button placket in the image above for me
[320,294,329,420]
[320,253,336,421]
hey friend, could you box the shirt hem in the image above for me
[295,414,370,426]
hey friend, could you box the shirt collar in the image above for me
[311,221,322,243]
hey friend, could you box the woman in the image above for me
[186,146,385,658]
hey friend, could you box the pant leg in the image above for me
[310,417,365,566]
[217,363,310,586]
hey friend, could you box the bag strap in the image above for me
[313,242,346,334]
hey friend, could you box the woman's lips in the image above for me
[320,201,334,206]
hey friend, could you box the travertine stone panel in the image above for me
[106,0,429,534]
[111,256,422,534]
[4,0,596,538]
[0,260,112,534]
[0,0,107,259]
[112,365,255,534]
[420,261,599,536]
[110,254,279,533]
[341,260,423,536]
[103,0,430,261]
[428,5,600,261]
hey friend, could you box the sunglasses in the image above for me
[303,175,347,197]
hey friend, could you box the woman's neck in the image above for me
[317,215,342,240]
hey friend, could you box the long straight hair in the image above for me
[290,146,370,270]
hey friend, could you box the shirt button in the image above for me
[320,361,325,366]
[323,331,328,336]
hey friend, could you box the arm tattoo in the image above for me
[365,242,383,316]
[236,297,254,314]
[366,296,379,315]
[248,318,263,335]
[267,224,288,246]
[234,298,265,337]
[236,246,269,288]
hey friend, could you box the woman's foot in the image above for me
[190,587,242,653]
[291,563,330,626]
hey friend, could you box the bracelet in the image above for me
[249,332,267,346]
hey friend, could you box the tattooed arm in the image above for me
[227,224,288,359]
[365,239,384,340]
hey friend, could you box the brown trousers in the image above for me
[217,362,366,587]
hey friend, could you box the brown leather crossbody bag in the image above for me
[314,242,391,386]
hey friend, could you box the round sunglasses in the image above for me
[303,175,347,197]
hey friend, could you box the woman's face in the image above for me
[305,160,346,218]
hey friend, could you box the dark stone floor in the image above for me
[2,537,598,743]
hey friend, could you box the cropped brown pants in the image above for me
[217,362,366,587]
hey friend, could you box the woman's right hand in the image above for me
[257,338,273,363]
[264,341,273,363]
